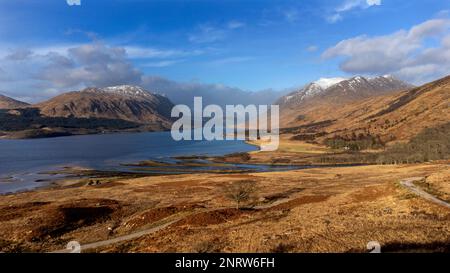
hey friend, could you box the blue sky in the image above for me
[0,0,449,102]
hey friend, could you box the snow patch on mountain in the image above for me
[314,77,347,89]
[86,85,157,98]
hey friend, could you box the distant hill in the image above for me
[0,94,30,109]
[279,75,449,145]
[0,108,141,139]
[35,85,174,129]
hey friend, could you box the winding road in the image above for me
[400,177,450,209]
[51,217,183,253]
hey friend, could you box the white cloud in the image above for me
[443,35,450,47]
[227,21,245,29]
[5,49,33,61]
[140,76,285,108]
[0,43,205,87]
[437,10,450,18]
[207,57,253,66]
[0,42,260,103]
[323,18,450,84]
[366,0,381,6]
[283,9,299,23]
[306,45,318,52]
[189,21,246,43]
[39,43,142,88]
[328,0,382,23]
[327,14,343,23]
[141,60,184,68]
[188,24,227,44]
[0,43,142,91]
[337,0,381,12]
[66,0,81,6]
[125,46,203,59]
[0,67,12,82]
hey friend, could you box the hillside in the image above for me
[0,94,30,109]
[280,75,450,145]
[0,108,141,139]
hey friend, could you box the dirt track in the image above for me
[401,177,450,209]
[51,194,303,253]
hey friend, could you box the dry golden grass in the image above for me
[422,169,450,202]
[0,162,448,253]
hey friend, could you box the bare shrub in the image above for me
[223,180,258,210]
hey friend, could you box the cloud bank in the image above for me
[323,18,450,84]
[0,42,284,105]
[328,0,382,23]
[66,0,81,6]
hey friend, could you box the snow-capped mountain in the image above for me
[278,75,413,107]
[282,78,347,103]
[85,85,159,99]
[36,85,174,126]
[314,77,347,89]
[279,74,449,145]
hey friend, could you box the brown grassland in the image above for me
[0,137,448,253]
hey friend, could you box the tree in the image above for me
[223,180,258,210]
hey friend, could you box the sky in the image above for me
[0,0,449,102]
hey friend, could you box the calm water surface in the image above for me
[0,131,266,193]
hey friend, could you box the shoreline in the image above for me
[0,127,173,140]
[0,157,371,196]
[1,132,447,197]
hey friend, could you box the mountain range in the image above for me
[0,74,448,143]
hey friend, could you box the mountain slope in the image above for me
[278,75,412,109]
[35,85,174,129]
[279,75,413,128]
[281,75,450,144]
[0,94,30,109]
